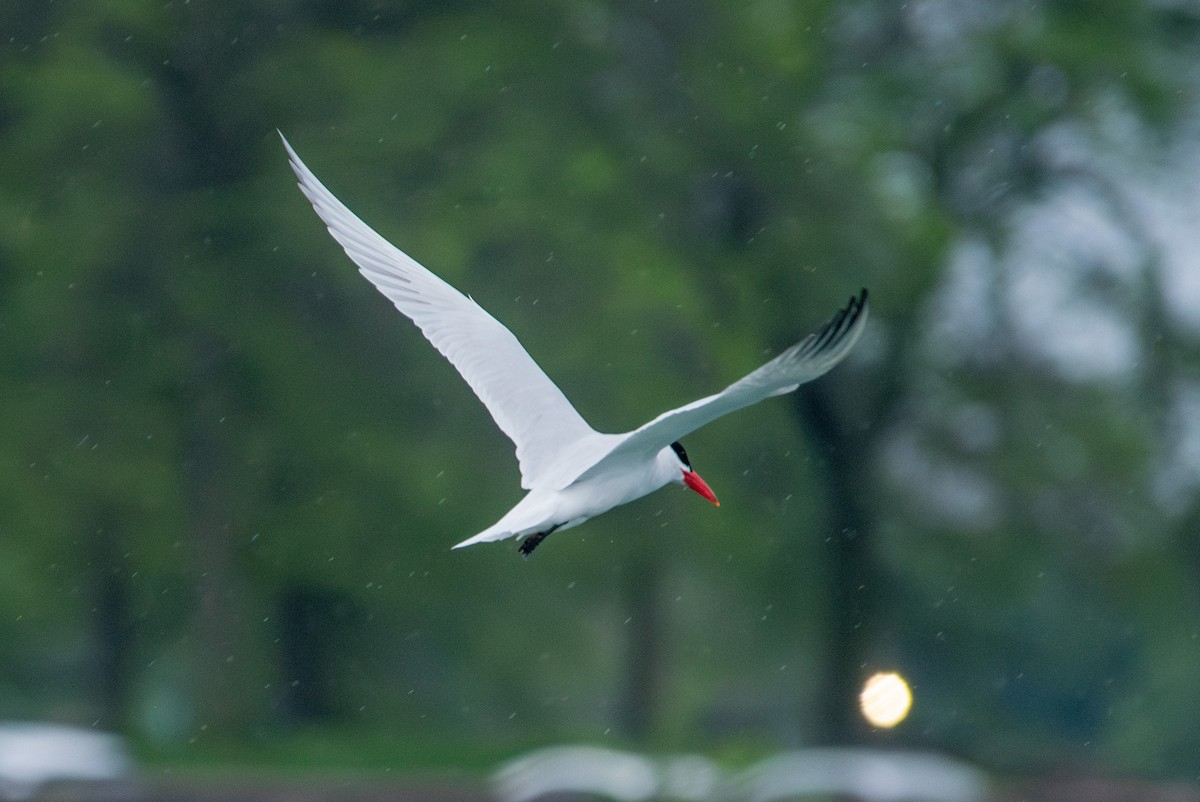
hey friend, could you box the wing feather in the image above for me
[281,134,596,489]
[566,290,868,487]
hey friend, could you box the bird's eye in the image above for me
[670,441,691,469]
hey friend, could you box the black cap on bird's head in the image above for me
[671,441,719,506]
[670,441,691,469]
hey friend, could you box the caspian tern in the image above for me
[282,134,868,556]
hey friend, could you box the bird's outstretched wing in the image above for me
[566,290,868,488]
[282,134,597,489]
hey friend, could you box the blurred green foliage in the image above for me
[2,0,1200,783]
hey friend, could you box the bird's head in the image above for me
[668,440,720,506]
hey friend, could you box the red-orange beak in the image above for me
[682,469,720,506]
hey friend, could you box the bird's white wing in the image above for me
[282,134,596,489]
[566,290,868,488]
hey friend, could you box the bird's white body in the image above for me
[282,133,869,555]
[462,441,683,547]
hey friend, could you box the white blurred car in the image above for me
[0,722,133,800]
[495,744,987,802]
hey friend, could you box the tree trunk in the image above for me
[182,331,245,734]
[793,384,876,744]
[90,512,130,729]
[618,551,664,740]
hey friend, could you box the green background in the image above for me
[3,0,1200,788]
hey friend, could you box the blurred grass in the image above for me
[136,729,511,775]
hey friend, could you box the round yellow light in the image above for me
[859,671,912,728]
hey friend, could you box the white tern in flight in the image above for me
[282,134,868,556]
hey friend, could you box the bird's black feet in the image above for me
[518,524,560,558]
[518,533,545,557]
